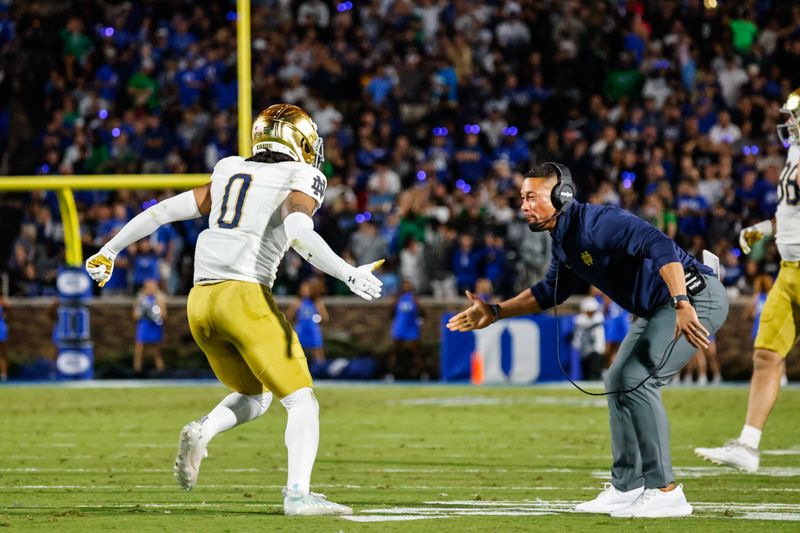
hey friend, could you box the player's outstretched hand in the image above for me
[344,259,384,300]
[738,227,763,255]
[85,246,118,287]
[446,290,494,332]
[738,220,772,254]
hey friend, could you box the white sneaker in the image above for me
[575,483,644,513]
[610,484,693,518]
[694,439,759,472]
[283,486,353,516]
[174,421,208,490]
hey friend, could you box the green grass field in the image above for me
[1,382,799,532]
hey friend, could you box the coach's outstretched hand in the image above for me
[447,291,494,332]
[85,246,118,287]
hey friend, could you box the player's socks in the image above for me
[739,424,762,450]
[199,392,272,443]
[280,387,319,494]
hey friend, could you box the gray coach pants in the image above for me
[604,276,729,490]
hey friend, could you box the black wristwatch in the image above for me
[671,294,691,309]
[488,303,500,323]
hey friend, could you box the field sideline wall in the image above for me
[3,297,797,381]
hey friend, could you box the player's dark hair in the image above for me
[246,149,296,164]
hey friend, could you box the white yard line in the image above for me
[593,466,800,478]
[390,395,606,408]
[345,499,800,523]
[762,449,800,456]
[5,494,800,522]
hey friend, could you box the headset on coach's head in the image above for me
[542,162,575,211]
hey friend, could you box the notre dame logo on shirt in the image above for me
[311,175,326,199]
[581,251,593,266]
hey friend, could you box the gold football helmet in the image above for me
[777,88,800,146]
[251,103,324,168]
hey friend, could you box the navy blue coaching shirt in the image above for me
[530,201,714,318]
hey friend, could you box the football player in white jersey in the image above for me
[86,104,383,515]
[695,89,800,472]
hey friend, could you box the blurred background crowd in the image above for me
[0,0,798,301]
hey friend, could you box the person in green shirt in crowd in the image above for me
[731,9,758,55]
[60,17,93,80]
[604,52,644,103]
[128,60,160,111]
[643,193,678,239]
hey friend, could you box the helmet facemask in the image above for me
[778,92,800,146]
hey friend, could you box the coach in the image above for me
[447,163,728,518]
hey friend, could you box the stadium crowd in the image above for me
[1,0,799,299]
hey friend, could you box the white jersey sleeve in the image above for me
[289,166,327,209]
[193,157,326,287]
[775,145,800,261]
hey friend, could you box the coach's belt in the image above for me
[780,260,800,268]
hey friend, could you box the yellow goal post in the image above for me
[0,174,209,267]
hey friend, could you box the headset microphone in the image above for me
[528,211,559,232]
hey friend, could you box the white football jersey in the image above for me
[194,156,327,287]
[776,145,800,261]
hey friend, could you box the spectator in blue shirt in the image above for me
[451,233,482,293]
[735,169,762,215]
[385,279,426,380]
[177,64,204,108]
[133,278,166,375]
[454,133,490,184]
[365,65,396,107]
[424,134,454,183]
[675,179,708,242]
[493,129,530,171]
[449,164,728,518]
[482,233,507,293]
[141,115,170,174]
[169,16,197,55]
[94,58,119,102]
[759,164,781,218]
[132,238,160,292]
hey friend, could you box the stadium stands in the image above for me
[1,1,799,300]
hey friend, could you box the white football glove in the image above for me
[85,246,118,287]
[738,220,773,255]
[343,259,384,300]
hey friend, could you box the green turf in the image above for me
[0,383,798,531]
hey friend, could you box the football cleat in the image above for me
[174,421,208,490]
[575,483,644,513]
[283,486,353,516]
[694,439,759,472]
